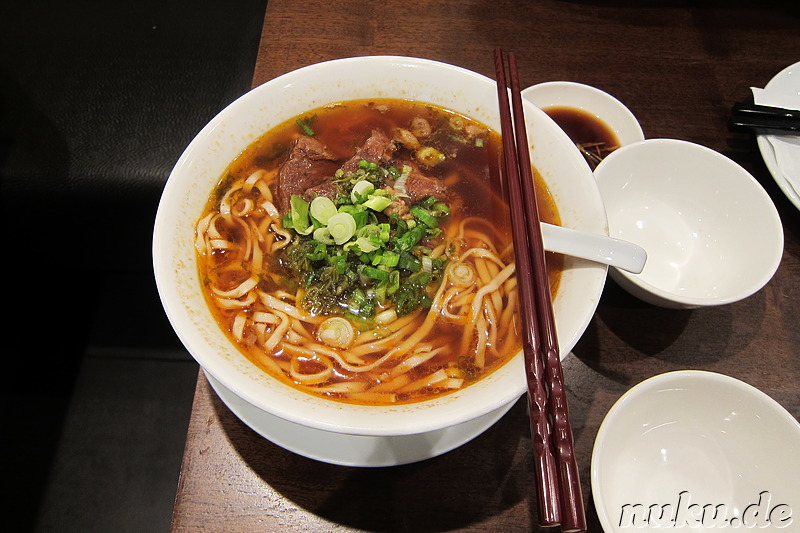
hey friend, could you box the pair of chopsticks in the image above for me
[493,48,586,533]
[731,102,800,133]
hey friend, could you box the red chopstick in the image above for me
[492,48,561,528]
[493,48,587,533]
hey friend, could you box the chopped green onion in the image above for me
[327,212,357,245]
[386,270,400,295]
[296,117,315,136]
[409,271,434,286]
[338,205,370,229]
[290,195,313,235]
[390,214,408,235]
[310,196,337,224]
[431,202,450,217]
[358,160,379,171]
[316,317,356,349]
[313,226,336,245]
[351,180,375,204]
[357,224,390,244]
[363,195,393,212]
[410,206,439,228]
[412,245,432,255]
[360,265,390,281]
[421,196,438,208]
[354,236,381,253]
[379,251,400,267]
[393,225,426,251]
[397,252,421,272]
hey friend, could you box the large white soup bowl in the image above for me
[153,56,608,464]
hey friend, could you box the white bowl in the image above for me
[594,138,783,308]
[522,81,645,146]
[153,56,608,462]
[205,372,516,467]
[592,370,800,532]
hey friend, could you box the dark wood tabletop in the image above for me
[170,1,800,531]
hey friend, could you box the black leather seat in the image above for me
[0,1,267,528]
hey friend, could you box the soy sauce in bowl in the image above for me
[544,106,621,168]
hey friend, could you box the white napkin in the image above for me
[751,86,800,196]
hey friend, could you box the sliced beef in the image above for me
[384,197,411,219]
[276,130,445,217]
[277,136,339,212]
[341,129,396,173]
[302,179,339,203]
[404,167,448,203]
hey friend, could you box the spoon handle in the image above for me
[541,222,647,274]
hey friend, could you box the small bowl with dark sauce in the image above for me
[522,81,644,168]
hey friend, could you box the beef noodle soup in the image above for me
[195,98,561,405]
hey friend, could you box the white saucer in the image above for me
[756,60,800,211]
[206,371,518,467]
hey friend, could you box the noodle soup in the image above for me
[195,98,560,405]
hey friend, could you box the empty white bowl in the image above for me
[594,138,783,308]
[522,81,645,147]
[592,370,800,532]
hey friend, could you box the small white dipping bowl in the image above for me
[153,56,608,464]
[592,370,800,532]
[594,138,783,308]
[522,81,645,147]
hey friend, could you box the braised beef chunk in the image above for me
[384,196,411,219]
[276,129,447,214]
[404,167,448,203]
[302,179,339,203]
[277,136,338,212]
[341,129,396,173]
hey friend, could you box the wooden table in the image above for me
[171,1,800,531]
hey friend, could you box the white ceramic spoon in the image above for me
[541,223,647,273]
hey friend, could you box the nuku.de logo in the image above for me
[617,490,793,529]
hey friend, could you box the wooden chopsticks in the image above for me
[493,48,587,533]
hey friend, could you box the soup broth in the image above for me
[196,98,562,405]
[544,105,620,168]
